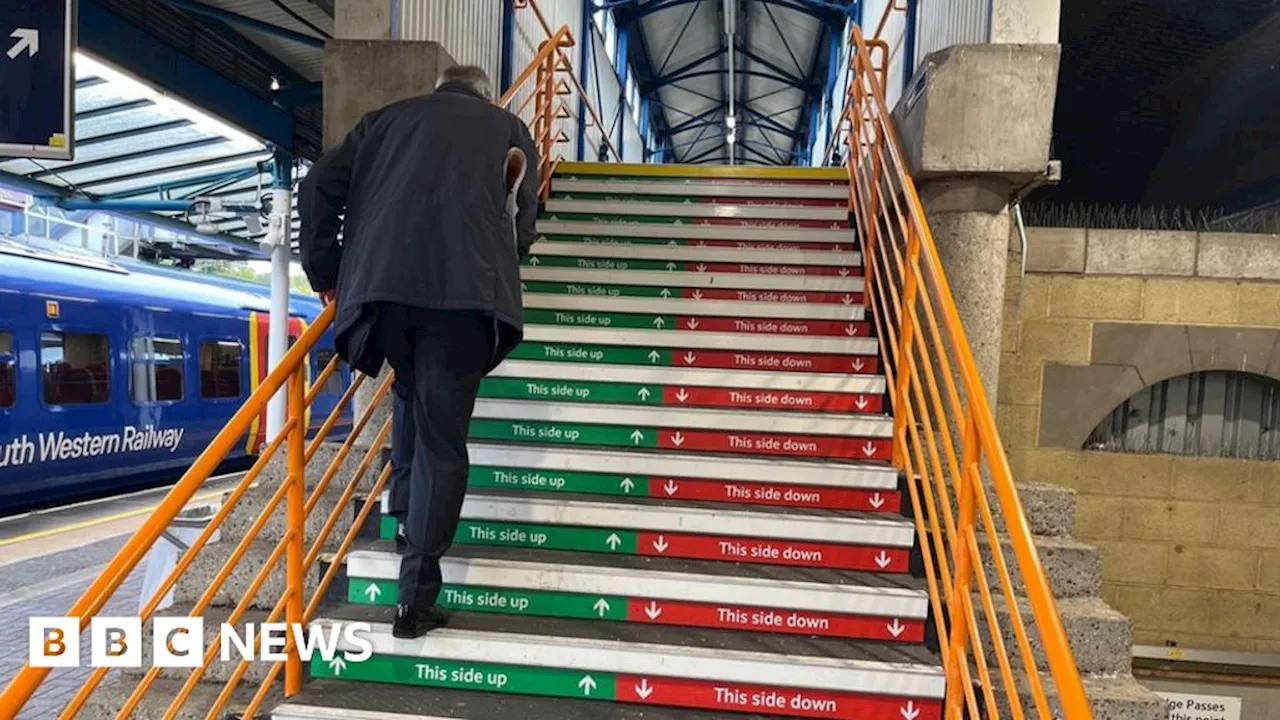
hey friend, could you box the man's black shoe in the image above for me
[394,522,407,555]
[392,603,450,639]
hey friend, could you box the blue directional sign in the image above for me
[1,0,75,159]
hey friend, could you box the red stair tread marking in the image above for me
[623,598,925,642]
[615,675,940,720]
[635,532,910,572]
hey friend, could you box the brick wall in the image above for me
[1000,227,1280,653]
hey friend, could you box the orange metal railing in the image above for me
[0,14,602,718]
[840,23,1093,720]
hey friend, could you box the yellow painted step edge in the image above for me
[555,161,847,181]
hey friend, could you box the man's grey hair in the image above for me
[438,65,493,101]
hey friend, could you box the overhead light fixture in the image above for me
[726,116,736,129]
[270,76,281,91]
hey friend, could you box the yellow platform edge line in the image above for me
[555,161,847,181]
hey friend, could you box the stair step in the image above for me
[522,266,863,293]
[537,234,856,252]
[551,176,848,201]
[523,279,863,306]
[536,218,850,244]
[344,549,928,642]
[528,240,859,267]
[462,444,902,512]
[545,198,849,223]
[554,161,847,182]
[310,611,944,718]
[483,361,886,413]
[555,193,847,211]
[388,493,915,572]
[469,399,892,459]
[524,293,866,320]
[523,308,872,338]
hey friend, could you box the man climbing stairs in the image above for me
[273,162,948,719]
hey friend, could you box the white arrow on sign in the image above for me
[521,282,528,291]
[874,550,892,569]
[686,318,699,330]
[663,480,679,496]
[855,396,870,411]
[631,429,645,445]
[620,477,635,493]
[901,700,920,720]
[668,239,679,245]
[670,432,685,447]
[691,289,704,300]
[697,240,707,247]
[648,350,661,363]
[660,288,672,298]
[842,294,855,305]
[887,618,905,638]
[637,387,651,400]
[683,352,697,365]
[579,674,598,696]
[652,536,669,553]
[851,358,865,372]
[606,533,623,550]
[644,601,663,620]
[839,267,850,277]
[869,492,885,510]
[593,598,611,617]
[652,316,666,329]
[862,441,878,457]
[328,656,347,677]
[674,388,689,403]
[845,324,858,336]
[7,29,38,60]
[695,263,707,272]
[665,262,678,271]
[635,678,655,700]
[363,582,382,602]
[529,256,540,266]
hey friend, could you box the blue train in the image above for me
[0,239,353,516]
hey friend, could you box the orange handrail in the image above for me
[840,23,1094,719]
[0,23,598,717]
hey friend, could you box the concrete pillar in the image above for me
[334,0,395,40]
[892,43,1060,400]
[322,36,456,445]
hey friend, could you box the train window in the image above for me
[130,337,185,403]
[0,331,14,408]
[200,340,243,399]
[314,349,344,395]
[41,331,111,405]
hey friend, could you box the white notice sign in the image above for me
[1157,692,1242,720]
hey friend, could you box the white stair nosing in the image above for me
[524,293,866,320]
[467,444,901,490]
[537,219,850,244]
[473,399,892,438]
[273,705,455,720]
[530,240,859,266]
[460,495,915,547]
[489,360,888,394]
[552,177,849,200]
[321,623,946,699]
[522,266,863,292]
[545,198,848,222]
[347,552,929,618]
[525,325,879,356]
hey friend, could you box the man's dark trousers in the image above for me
[377,304,493,610]
[387,379,413,536]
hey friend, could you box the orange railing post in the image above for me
[284,361,307,695]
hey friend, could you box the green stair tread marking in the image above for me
[290,679,759,719]
[324,603,939,665]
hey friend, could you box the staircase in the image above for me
[274,162,947,719]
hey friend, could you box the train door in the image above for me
[244,312,311,454]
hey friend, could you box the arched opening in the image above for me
[1086,371,1280,459]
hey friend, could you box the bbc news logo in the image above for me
[29,618,374,668]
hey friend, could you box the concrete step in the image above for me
[981,534,1104,600]
[536,218,851,244]
[81,674,282,720]
[522,306,873,339]
[550,175,848,201]
[524,292,867,320]
[521,265,864,293]
[458,443,904,514]
[987,596,1133,677]
[544,198,850,223]
[527,239,859,266]
[993,483,1077,538]
[521,277,863,306]
[342,547,929,643]
[993,673,1168,720]
[307,608,944,718]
